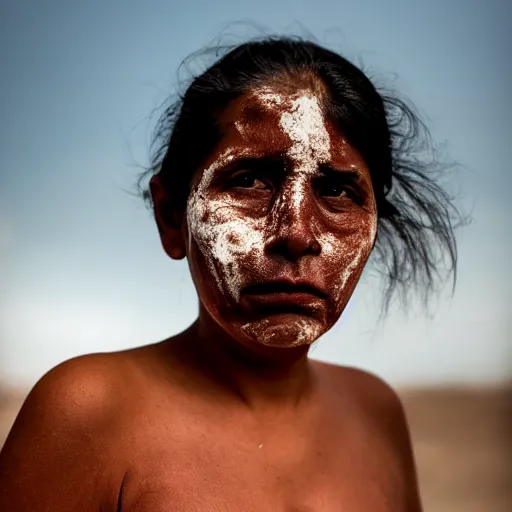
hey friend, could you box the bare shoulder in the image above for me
[313,360,423,510]
[10,350,134,430]
[0,351,134,511]
[314,360,406,420]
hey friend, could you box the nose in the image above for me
[265,196,321,263]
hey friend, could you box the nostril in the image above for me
[310,240,321,255]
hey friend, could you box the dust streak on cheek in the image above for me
[185,151,265,302]
[318,213,378,307]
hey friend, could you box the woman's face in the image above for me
[183,86,377,349]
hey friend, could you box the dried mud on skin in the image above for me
[1,385,511,511]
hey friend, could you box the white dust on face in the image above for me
[316,223,376,311]
[186,150,266,302]
[186,91,376,347]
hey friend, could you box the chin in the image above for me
[240,315,326,348]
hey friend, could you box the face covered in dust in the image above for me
[184,86,377,349]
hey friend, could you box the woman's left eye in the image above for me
[317,177,352,198]
[320,182,348,197]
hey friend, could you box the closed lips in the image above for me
[242,281,327,299]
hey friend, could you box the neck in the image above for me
[180,306,318,413]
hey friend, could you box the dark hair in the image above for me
[137,35,467,314]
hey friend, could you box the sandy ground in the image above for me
[401,386,512,512]
[1,384,511,511]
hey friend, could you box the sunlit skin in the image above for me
[0,85,422,511]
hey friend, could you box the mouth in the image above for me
[241,280,328,316]
[243,280,328,299]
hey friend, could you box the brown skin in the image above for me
[181,88,377,354]
[0,87,423,511]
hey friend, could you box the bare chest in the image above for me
[118,416,404,512]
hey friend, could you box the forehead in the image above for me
[215,87,367,169]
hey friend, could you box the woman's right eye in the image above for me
[230,171,268,190]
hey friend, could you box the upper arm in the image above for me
[0,354,124,511]
[339,368,423,511]
[385,389,423,511]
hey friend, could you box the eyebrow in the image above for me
[317,163,363,180]
[219,154,285,174]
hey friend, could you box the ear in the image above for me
[149,174,187,260]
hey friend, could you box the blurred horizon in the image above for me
[1,0,511,389]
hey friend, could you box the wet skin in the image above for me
[0,87,422,511]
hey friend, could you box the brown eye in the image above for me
[316,176,353,198]
[320,182,349,198]
[230,171,268,190]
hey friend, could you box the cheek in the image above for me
[187,196,266,301]
[320,218,376,302]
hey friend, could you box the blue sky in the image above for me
[0,0,510,387]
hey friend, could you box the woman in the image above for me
[0,36,462,511]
